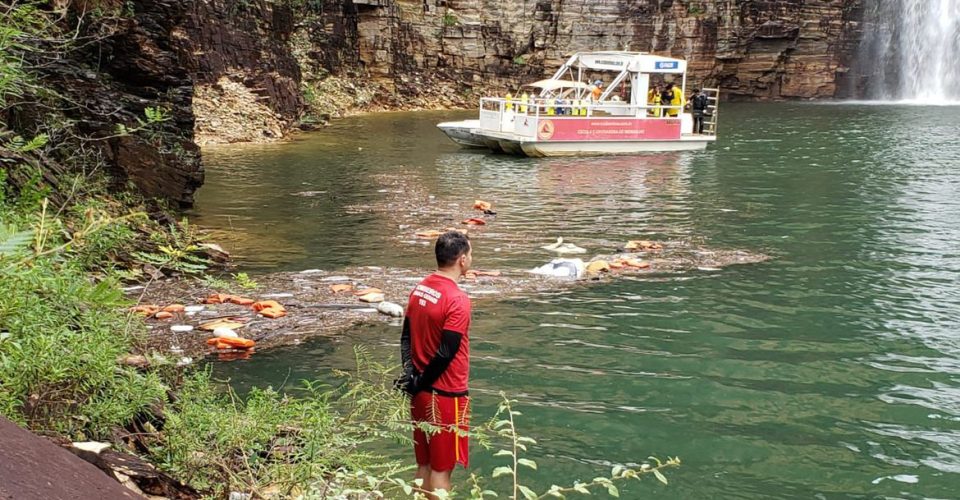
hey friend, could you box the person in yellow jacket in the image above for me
[505,92,514,112]
[647,85,661,117]
[519,92,529,113]
[667,81,684,117]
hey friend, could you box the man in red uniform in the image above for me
[399,231,473,496]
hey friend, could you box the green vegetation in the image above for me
[0,2,680,497]
[687,2,705,16]
[147,351,410,497]
[0,192,166,438]
[233,271,260,290]
[0,1,194,439]
[144,353,680,498]
[457,394,679,499]
[443,12,459,27]
[131,217,212,276]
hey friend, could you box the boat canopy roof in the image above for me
[564,51,687,74]
[524,79,589,90]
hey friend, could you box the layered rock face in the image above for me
[178,0,304,145]
[299,0,864,101]
[15,0,205,206]
[94,0,204,206]
[184,0,865,143]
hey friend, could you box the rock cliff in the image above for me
[329,0,865,100]
[9,0,203,207]
[182,0,865,144]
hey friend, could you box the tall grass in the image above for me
[0,203,166,438]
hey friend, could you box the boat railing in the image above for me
[479,97,685,136]
[481,97,683,117]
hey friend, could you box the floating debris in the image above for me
[291,191,327,197]
[541,237,587,255]
[358,292,385,303]
[531,259,585,278]
[473,200,493,211]
[199,318,247,331]
[586,260,611,274]
[625,240,663,251]
[252,300,286,319]
[212,327,239,339]
[377,301,404,317]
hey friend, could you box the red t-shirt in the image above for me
[407,274,471,394]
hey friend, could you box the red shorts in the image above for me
[411,391,470,471]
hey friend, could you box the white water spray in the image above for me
[858,0,960,103]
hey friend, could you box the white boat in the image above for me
[436,120,486,148]
[437,51,719,157]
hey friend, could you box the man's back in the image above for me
[693,93,708,111]
[407,273,471,394]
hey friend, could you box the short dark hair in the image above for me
[435,231,470,267]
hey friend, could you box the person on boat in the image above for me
[590,80,604,101]
[667,81,684,117]
[647,84,661,117]
[690,88,709,134]
[659,83,673,117]
[399,231,473,497]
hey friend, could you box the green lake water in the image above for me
[193,103,960,498]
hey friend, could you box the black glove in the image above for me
[393,367,422,396]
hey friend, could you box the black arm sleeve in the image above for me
[416,329,463,391]
[400,317,413,372]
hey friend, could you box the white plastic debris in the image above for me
[529,258,585,279]
[213,327,239,339]
[377,301,404,318]
[171,325,194,333]
[540,237,586,254]
[320,275,351,281]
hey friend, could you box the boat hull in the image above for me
[437,120,487,148]
[519,138,711,157]
[438,119,715,157]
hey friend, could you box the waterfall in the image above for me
[857,0,960,103]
